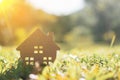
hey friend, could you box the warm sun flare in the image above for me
[0,0,2,3]
[0,0,16,9]
[0,0,16,27]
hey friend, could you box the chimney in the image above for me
[47,32,54,40]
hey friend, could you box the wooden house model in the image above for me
[16,28,60,66]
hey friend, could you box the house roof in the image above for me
[17,28,60,50]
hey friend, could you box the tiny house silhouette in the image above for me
[17,28,60,66]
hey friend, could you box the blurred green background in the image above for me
[0,0,120,48]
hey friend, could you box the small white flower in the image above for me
[57,71,65,77]
[69,54,77,59]
[79,77,85,80]
[115,54,119,57]
[29,74,38,80]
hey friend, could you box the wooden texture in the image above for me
[17,28,60,66]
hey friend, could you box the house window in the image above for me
[34,46,43,54]
[25,57,34,65]
[43,57,52,65]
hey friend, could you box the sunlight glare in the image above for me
[0,0,16,28]
[27,0,85,15]
[0,0,3,4]
[0,0,16,14]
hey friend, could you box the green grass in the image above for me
[0,46,120,80]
